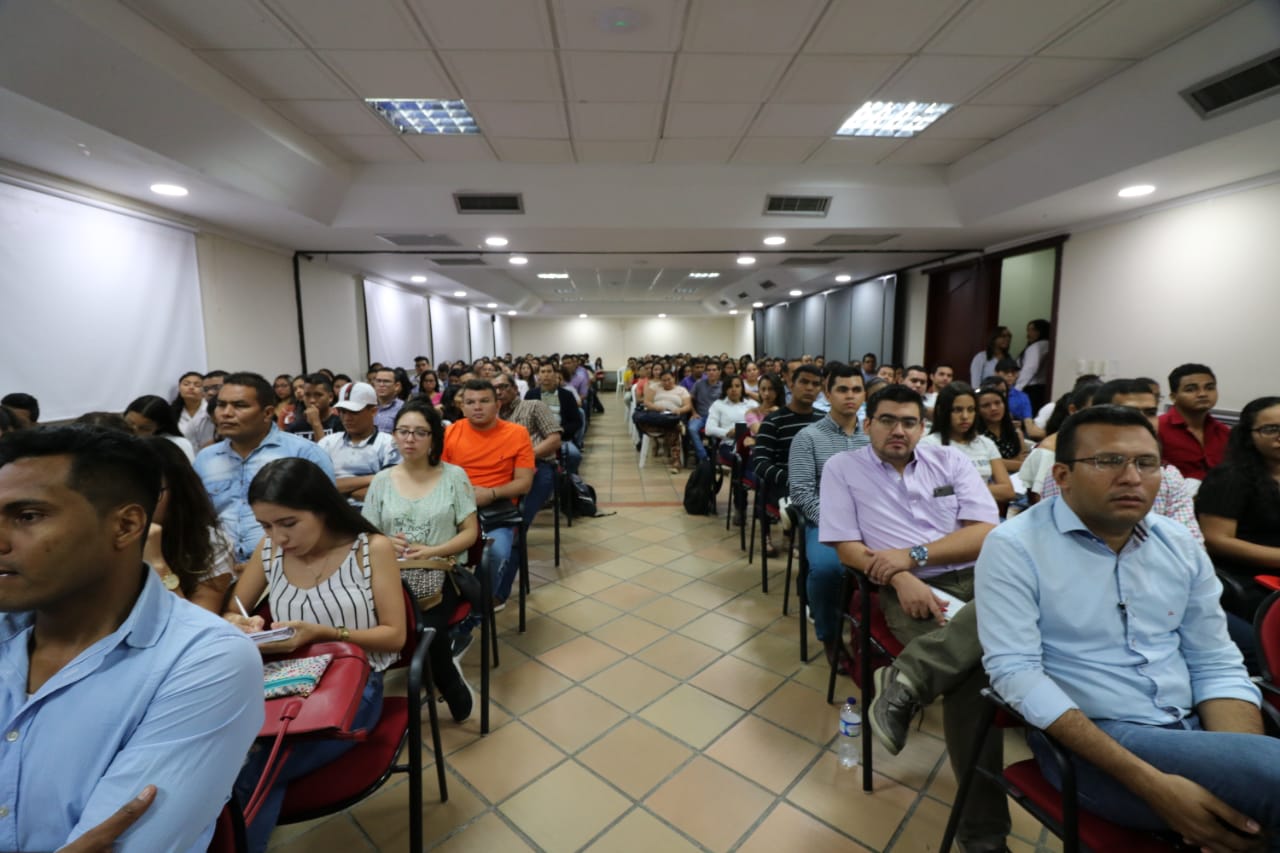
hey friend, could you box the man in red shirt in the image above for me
[1158,363,1230,482]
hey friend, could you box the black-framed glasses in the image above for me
[873,414,921,431]
[1064,454,1162,474]
[1252,424,1280,437]
[393,428,432,440]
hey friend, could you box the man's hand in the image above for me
[1144,773,1265,852]
[889,572,948,625]
[865,547,914,584]
[59,786,156,852]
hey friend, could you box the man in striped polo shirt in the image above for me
[751,363,823,556]
[787,362,868,663]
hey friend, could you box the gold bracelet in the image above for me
[337,625,350,641]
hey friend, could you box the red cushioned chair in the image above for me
[446,536,495,734]
[941,688,1185,853]
[1252,588,1280,731]
[208,800,247,853]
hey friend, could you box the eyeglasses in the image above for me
[873,414,921,431]
[1253,424,1280,437]
[393,428,432,440]
[1065,454,1162,474]
[492,383,512,390]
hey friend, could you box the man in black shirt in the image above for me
[286,373,344,441]
[752,364,823,555]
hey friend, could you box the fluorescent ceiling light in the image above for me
[453,290,467,297]
[1118,184,1155,198]
[509,256,529,265]
[578,313,588,318]
[729,309,739,315]
[537,272,569,279]
[789,289,803,296]
[365,99,480,135]
[835,274,852,283]
[736,256,756,265]
[836,101,953,138]
[688,272,720,278]
[150,183,188,197]
[507,310,517,316]
[484,235,508,247]
[752,301,764,308]
[762,236,786,246]
[658,313,667,318]
[410,275,427,283]
[486,302,497,308]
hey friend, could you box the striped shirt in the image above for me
[261,532,397,671]
[788,415,870,524]
[751,407,822,493]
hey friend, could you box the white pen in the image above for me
[233,595,251,621]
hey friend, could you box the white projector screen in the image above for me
[430,298,470,366]
[0,180,205,422]
[362,279,431,372]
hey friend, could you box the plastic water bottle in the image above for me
[838,696,861,769]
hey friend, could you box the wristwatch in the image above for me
[337,626,350,642]
[161,572,180,591]
[909,545,929,568]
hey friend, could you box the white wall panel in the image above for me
[197,233,300,379]
[493,313,512,356]
[362,279,430,372]
[468,308,495,358]
[429,298,470,365]
[509,316,737,364]
[299,257,365,377]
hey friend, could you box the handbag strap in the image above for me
[242,698,302,825]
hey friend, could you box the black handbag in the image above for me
[478,499,523,531]
[449,565,485,610]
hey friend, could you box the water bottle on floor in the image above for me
[838,696,861,769]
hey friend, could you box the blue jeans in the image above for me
[687,416,709,461]
[237,672,385,853]
[522,460,556,530]
[1030,714,1280,849]
[574,408,586,447]
[483,524,517,602]
[804,524,843,643]
[563,440,581,475]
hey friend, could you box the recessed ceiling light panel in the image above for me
[150,183,188,197]
[836,101,953,138]
[736,256,756,265]
[579,313,588,318]
[688,272,720,278]
[485,236,509,247]
[366,99,480,135]
[537,272,569,279]
[752,301,764,308]
[763,235,786,246]
[486,302,497,308]
[410,275,427,283]
[835,274,852,283]
[1118,184,1155,198]
[509,256,529,265]
[729,309,739,315]
[789,289,803,296]
[507,310,517,316]
[657,313,667,318]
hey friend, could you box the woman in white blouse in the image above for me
[1017,319,1051,411]
[920,382,1016,503]
[705,375,758,451]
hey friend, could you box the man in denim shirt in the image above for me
[194,372,335,563]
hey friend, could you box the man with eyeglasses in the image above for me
[819,384,1006,853]
[494,375,563,530]
[319,382,400,507]
[977,405,1280,852]
[370,368,404,434]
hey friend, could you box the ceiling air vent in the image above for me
[1182,48,1280,118]
[759,280,777,290]
[430,256,488,267]
[814,232,899,247]
[781,256,839,266]
[453,192,524,214]
[376,233,460,247]
[763,195,830,217]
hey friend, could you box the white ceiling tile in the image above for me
[468,102,568,138]
[197,50,354,99]
[664,102,759,137]
[440,51,564,101]
[124,0,303,48]
[970,57,1130,105]
[569,102,663,140]
[923,0,1105,56]
[409,0,555,49]
[747,103,847,137]
[319,51,455,98]
[264,0,428,49]
[731,137,824,163]
[316,134,420,163]
[874,55,1019,104]
[400,135,497,162]
[924,104,1046,138]
[805,0,967,54]
[490,138,575,163]
[881,137,987,164]
[684,0,827,53]
[562,52,674,102]
[670,54,790,102]
[269,100,388,135]
[807,137,904,164]
[771,56,906,104]
[1042,0,1247,59]
[654,138,738,162]
[552,0,685,51]
[574,140,657,163]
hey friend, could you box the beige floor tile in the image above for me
[433,812,536,853]
[592,580,663,611]
[519,685,628,752]
[584,807,702,853]
[537,634,626,681]
[704,562,772,592]
[690,654,786,709]
[570,544,631,564]
[350,771,487,849]
[634,633,722,680]
[429,700,514,756]
[500,761,632,853]
[633,566,696,592]
[645,756,775,852]
[731,630,804,676]
[857,728,947,793]
[633,596,705,630]
[632,543,687,566]
[547,597,624,632]
[884,792,951,852]
[706,715,822,793]
[669,579,739,608]
[792,658,837,692]
[787,762,918,850]
[577,718,695,799]
[488,659,574,715]
[717,589,789,629]
[639,683,744,749]
[677,610,761,652]
[268,815,372,853]
[446,720,564,803]
[525,582,585,614]
[738,802,872,853]
[590,614,670,654]
[753,681,842,744]
[594,555,656,580]
[665,553,732,578]
[583,658,681,712]
[558,568,622,595]
[694,542,750,564]
[502,614,581,657]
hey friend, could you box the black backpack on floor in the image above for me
[682,458,721,516]
[562,473,600,517]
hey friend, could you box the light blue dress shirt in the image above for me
[976,497,1259,730]
[0,569,264,852]
[194,425,336,562]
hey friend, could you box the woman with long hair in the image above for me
[393,367,414,402]
[741,361,761,401]
[417,369,443,406]
[1017,318,1052,411]
[227,457,406,853]
[143,437,235,612]
[975,384,1027,472]
[171,371,214,449]
[515,360,535,397]
[439,384,465,423]
[272,374,297,428]
[921,382,1015,502]
[125,394,195,462]
[969,325,1012,387]
[362,400,478,720]
[744,372,783,446]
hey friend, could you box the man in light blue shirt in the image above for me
[0,426,263,853]
[978,405,1280,850]
[194,372,335,562]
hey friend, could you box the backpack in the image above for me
[562,474,599,517]
[682,457,722,516]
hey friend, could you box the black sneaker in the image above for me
[868,665,921,756]
[450,630,474,661]
[442,670,474,723]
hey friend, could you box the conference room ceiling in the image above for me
[1,0,1278,316]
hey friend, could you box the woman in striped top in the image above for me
[226,457,405,853]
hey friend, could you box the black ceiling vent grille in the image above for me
[376,233,460,247]
[737,291,749,298]
[763,195,830,217]
[759,280,777,290]
[453,192,524,214]
[430,256,488,266]
[1182,48,1280,118]
[814,232,899,247]
[781,256,839,266]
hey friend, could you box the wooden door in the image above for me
[923,260,999,381]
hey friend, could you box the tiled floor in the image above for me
[266,405,1064,853]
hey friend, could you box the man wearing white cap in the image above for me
[319,382,401,506]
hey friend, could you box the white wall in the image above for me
[900,268,929,367]
[298,257,364,377]
[733,313,753,359]
[510,316,739,364]
[493,313,512,356]
[469,308,495,358]
[363,279,431,372]
[196,234,300,377]
[429,297,470,365]
[1055,180,1280,409]
[999,248,1055,354]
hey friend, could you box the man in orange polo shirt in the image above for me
[443,379,534,624]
